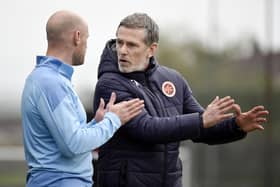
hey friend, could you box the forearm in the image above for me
[123,112,202,144]
[65,112,121,155]
[192,117,247,145]
[40,94,121,157]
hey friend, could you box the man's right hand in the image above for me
[106,92,144,125]
[202,96,235,128]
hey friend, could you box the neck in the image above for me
[46,47,73,66]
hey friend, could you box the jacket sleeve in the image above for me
[192,117,247,145]
[94,78,202,144]
[181,78,247,145]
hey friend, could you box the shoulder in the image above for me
[159,65,182,76]
[96,72,129,89]
[34,67,68,91]
[94,73,137,103]
[29,67,71,110]
[96,72,128,92]
[156,65,187,83]
[156,65,192,94]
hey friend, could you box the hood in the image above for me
[97,39,120,79]
[97,39,159,79]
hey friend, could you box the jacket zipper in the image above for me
[145,77,168,187]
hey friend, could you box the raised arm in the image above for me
[39,86,143,157]
[93,79,203,144]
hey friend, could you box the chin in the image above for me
[118,64,129,73]
[73,61,84,66]
[119,68,130,73]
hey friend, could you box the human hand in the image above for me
[202,96,235,128]
[94,98,106,122]
[233,104,269,132]
[106,92,144,125]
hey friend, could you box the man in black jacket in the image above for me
[93,13,268,187]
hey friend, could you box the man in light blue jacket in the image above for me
[21,10,144,187]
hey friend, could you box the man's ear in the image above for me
[148,42,158,58]
[73,30,81,46]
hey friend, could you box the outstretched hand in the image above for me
[94,92,119,122]
[202,96,235,128]
[108,93,144,125]
[95,92,144,125]
[233,104,269,132]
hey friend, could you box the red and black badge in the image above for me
[162,81,176,97]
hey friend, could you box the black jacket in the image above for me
[93,39,246,187]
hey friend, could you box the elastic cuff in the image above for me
[105,112,121,128]
[231,117,243,132]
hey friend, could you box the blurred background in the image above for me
[0,0,279,186]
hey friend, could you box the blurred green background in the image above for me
[156,34,280,187]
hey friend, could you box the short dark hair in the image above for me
[117,13,159,45]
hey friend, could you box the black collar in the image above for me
[122,57,157,86]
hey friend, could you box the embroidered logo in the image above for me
[162,81,176,97]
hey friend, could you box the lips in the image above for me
[119,59,130,65]
[119,58,128,62]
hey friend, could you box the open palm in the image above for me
[234,104,269,132]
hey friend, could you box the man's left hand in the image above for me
[233,104,269,132]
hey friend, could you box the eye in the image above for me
[126,42,137,48]
[116,39,123,47]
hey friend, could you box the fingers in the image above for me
[251,118,266,131]
[117,99,144,125]
[126,104,145,119]
[255,117,267,123]
[219,98,234,110]
[109,98,144,125]
[250,106,269,115]
[122,99,144,118]
[232,104,241,116]
[249,106,269,122]
[125,99,144,109]
[216,96,233,107]
[250,106,265,113]
[252,116,266,131]
[255,110,269,117]
[255,124,265,130]
[210,96,220,105]
[107,92,116,109]
[124,98,141,106]
[220,104,234,114]
[219,113,234,120]
[208,96,233,110]
[127,102,144,115]
[208,96,235,114]
[98,98,105,110]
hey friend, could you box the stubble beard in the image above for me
[72,51,85,66]
[118,60,148,73]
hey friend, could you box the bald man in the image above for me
[21,10,144,187]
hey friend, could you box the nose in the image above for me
[118,44,128,55]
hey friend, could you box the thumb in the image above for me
[98,98,105,110]
[232,104,241,116]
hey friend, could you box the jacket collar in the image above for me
[122,57,157,86]
[36,56,74,81]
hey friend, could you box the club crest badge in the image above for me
[162,81,176,97]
